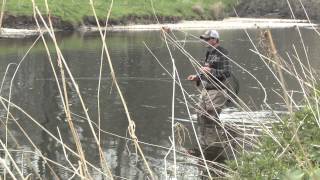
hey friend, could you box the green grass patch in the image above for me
[3,0,237,25]
[228,101,320,179]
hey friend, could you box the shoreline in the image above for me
[1,18,318,38]
[84,18,318,32]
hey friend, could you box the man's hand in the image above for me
[187,75,199,81]
[200,66,211,74]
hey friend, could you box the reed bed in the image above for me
[0,0,319,179]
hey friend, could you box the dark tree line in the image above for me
[234,0,320,22]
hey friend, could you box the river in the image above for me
[0,28,319,179]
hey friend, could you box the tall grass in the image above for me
[225,1,320,178]
[0,0,319,179]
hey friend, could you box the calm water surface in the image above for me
[0,28,319,179]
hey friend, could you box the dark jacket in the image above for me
[198,46,231,90]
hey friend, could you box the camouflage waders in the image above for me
[197,89,230,162]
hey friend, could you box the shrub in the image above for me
[209,2,225,20]
[228,106,320,179]
[191,4,204,17]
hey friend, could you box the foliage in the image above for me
[192,4,205,17]
[228,105,320,179]
[4,0,237,24]
[209,2,225,20]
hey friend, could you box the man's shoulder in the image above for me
[217,46,228,55]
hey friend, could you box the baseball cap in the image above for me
[200,30,220,40]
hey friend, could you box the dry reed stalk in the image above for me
[87,0,154,178]
[231,12,291,149]
[298,0,320,36]
[286,50,320,127]
[28,3,91,178]
[29,0,116,177]
[0,140,25,179]
[248,49,314,93]
[291,45,315,84]
[254,32,308,160]
[264,30,292,113]
[57,128,78,173]
[249,44,314,152]
[0,0,6,31]
[41,35,91,177]
[164,139,174,180]
[149,0,160,24]
[0,96,112,178]
[276,117,306,159]
[97,0,114,173]
[43,0,94,177]
[286,0,320,125]
[0,65,42,178]
[97,33,105,144]
[0,99,69,179]
[242,27,310,166]
[2,35,41,179]
[28,17,91,178]
[74,110,238,174]
[283,1,319,168]
[291,46,319,120]
[292,45,320,126]
[233,1,320,171]
[0,63,17,94]
[27,0,149,178]
[0,158,17,180]
[160,28,179,179]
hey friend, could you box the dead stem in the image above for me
[88,0,154,178]
[0,0,6,31]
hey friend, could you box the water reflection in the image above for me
[0,28,319,179]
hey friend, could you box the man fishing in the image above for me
[187,29,235,162]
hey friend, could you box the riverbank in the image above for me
[1,18,318,38]
[83,18,318,31]
[1,0,235,28]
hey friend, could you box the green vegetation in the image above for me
[4,0,237,25]
[228,101,320,179]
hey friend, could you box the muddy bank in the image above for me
[1,13,182,31]
[2,17,318,38]
[234,0,320,22]
[2,14,74,30]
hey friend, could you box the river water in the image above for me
[0,28,319,179]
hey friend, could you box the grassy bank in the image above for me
[225,25,320,179]
[228,103,320,179]
[3,0,236,27]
